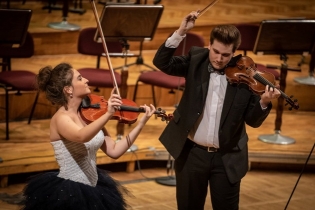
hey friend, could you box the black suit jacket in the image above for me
[153,44,272,183]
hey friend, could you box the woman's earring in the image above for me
[70,93,73,98]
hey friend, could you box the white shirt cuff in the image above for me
[165,31,186,48]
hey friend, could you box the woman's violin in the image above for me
[225,55,299,110]
[80,94,173,124]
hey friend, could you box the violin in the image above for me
[225,55,299,110]
[80,94,173,124]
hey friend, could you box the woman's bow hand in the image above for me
[107,88,122,115]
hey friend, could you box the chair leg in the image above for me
[151,85,156,108]
[28,91,39,124]
[151,85,158,119]
[133,79,140,102]
[5,89,9,140]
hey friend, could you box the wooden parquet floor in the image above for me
[0,168,315,209]
[1,107,315,209]
[1,1,315,209]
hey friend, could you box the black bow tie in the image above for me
[208,63,225,75]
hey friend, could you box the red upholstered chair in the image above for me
[133,32,205,107]
[77,27,122,92]
[234,23,280,80]
[0,32,39,140]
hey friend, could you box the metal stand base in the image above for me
[155,176,176,186]
[155,154,176,186]
[293,75,315,85]
[48,20,80,31]
[258,130,295,144]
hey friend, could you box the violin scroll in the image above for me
[155,108,174,123]
[285,95,299,111]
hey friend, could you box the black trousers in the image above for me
[174,139,240,210]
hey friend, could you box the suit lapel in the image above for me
[219,55,243,127]
[195,52,210,104]
[220,83,237,127]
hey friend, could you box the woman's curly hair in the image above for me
[36,63,74,110]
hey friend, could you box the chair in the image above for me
[0,32,39,140]
[234,23,280,80]
[133,32,205,107]
[77,27,123,92]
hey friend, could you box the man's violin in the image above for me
[225,55,299,110]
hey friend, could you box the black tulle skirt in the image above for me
[20,169,129,210]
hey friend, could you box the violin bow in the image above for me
[89,0,121,97]
[197,0,220,18]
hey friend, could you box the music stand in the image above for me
[95,4,164,70]
[0,9,32,47]
[253,19,315,144]
[155,154,176,186]
[95,4,163,148]
[0,9,32,72]
[0,8,32,153]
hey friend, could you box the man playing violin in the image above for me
[153,11,280,210]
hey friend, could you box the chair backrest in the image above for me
[173,32,205,56]
[77,27,123,56]
[0,31,34,58]
[234,24,259,55]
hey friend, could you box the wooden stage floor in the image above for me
[1,107,315,186]
[1,108,315,209]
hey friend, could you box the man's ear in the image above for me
[208,41,211,50]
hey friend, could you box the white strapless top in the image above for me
[51,130,104,187]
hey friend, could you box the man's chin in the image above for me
[213,65,224,70]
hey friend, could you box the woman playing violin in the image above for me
[21,63,156,210]
[153,11,280,210]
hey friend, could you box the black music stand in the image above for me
[0,8,32,72]
[253,19,315,144]
[95,4,163,149]
[155,154,176,186]
[95,4,164,70]
[0,9,32,47]
[0,8,32,156]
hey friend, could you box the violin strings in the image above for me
[247,65,298,109]
[249,66,287,98]
[255,73,288,98]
